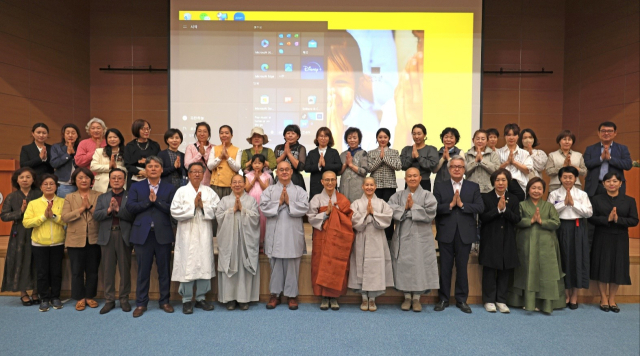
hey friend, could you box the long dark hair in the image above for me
[103,128,125,159]
[59,123,81,151]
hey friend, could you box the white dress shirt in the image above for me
[497,146,534,192]
[548,186,593,219]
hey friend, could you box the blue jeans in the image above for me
[57,184,77,198]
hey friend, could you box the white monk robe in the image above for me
[388,186,440,294]
[215,193,261,303]
[260,181,309,297]
[348,194,395,298]
[170,183,220,283]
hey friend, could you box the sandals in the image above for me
[599,304,610,312]
[31,294,40,305]
[610,304,620,313]
[21,295,32,306]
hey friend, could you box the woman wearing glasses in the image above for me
[123,120,160,190]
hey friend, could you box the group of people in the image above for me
[1,117,636,317]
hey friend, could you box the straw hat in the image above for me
[246,127,269,144]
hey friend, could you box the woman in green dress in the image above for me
[507,177,566,314]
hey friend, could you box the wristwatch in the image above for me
[52,214,57,219]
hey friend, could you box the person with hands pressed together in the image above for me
[368,128,402,240]
[50,124,81,198]
[244,154,273,252]
[433,156,484,313]
[400,124,438,192]
[497,123,533,196]
[158,128,186,188]
[348,177,394,311]
[518,129,548,179]
[207,125,241,200]
[307,171,354,311]
[465,129,500,193]
[479,169,521,313]
[170,162,219,314]
[507,178,565,314]
[389,168,440,312]
[20,123,54,179]
[241,127,276,174]
[548,167,593,309]
[589,172,638,313]
[22,174,66,312]
[1,168,42,306]
[123,119,161,190]
[305,127,343,201]
[545,130,587,192]
[260,161,310,310]
[339,128,369,202]
[126,156,177,317]
[216,174,261,311]
[432,127,463,190]
[93,168,135,314]
[61,167,101,311]
[185,122,214,187]
[274,124,307,190]
[583,121,633,198]
[74,118,107,169]
[91,128,127,193]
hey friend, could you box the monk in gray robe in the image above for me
[307,171,354,311]
[389,167,440,312]
[260,161,309,310]
[216,174,261,310]
[348,177,394,312]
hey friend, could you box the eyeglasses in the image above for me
[189,171,204,175]
[450,165,465,170]
[322,178,337,182]
[141,127,151,132]
[599,129,615,134]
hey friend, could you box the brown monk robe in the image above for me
[307,171,354,310]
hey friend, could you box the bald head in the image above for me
[322,170,336,179]
[406,167,420,176]
[321,170,337,193]
[276,160,292,184]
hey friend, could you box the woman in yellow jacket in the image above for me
[23,173,66,312]
[61,167,101,311]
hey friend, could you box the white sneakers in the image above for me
[496,303,510,313]
[484,303,497,313]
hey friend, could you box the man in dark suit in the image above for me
[433,155,484,313]
[584,121,633,197]
[125,156,177,317]
[93,168,134,314]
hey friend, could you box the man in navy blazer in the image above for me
[125,156,177,317]
[584,121,633,197]
[433,155,484,313]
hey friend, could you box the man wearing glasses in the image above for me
[584,121,633,197]
[433,156,484,313]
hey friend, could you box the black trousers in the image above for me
[482,266,512,303]
[438,229,472,303]
[134,230,172,307]
[31,245,64,302]
[67,243,101,300]
[375,188,396,240]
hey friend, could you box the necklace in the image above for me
[136,140,149,151]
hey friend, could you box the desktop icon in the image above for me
[233,12,245,21]
[308,40,318,48]
[286,42,291,46]
[216,12,227,20]
[278,49,284,54]
[183,13,192,20]
[279,42,284,46]
[286,34,291,38]
[261,64,269,71]
[279,34,284,38]
[294,34,299,38]
[284,96,292,103]
[308,96,317,104]
[260,95,269,104]
[284,63,293,72]
[294,42,299,46]
[261,39,269,48]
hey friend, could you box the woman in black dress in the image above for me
[19,123,54,179]
[478,168,521,313]
[123,119,160,189]
[274,124,307,190]
[589,172,639,313]
[305,127,342,201]
[1,167,42,305]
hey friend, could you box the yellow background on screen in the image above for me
[178,11,474,148]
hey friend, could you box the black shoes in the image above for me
[568,303,579,310]
[100,302,116,314]
[456,302,472,313]
[610,305,620,313]
[183,302,194,314]
[120,299,132,312]
[434,301,449,311]
[195,300,215,311]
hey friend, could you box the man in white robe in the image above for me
[170,162,220,314]
[260,161,309,310]
[388,167,440,312]
[216,174,261,310]
[348,177,395,312]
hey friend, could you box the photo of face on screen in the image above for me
[170,5,482,154]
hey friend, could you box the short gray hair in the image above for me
[449,155,466,167]
[145,155,163,167]
[85,117,107,133]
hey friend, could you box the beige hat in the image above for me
[246,127,269,144]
